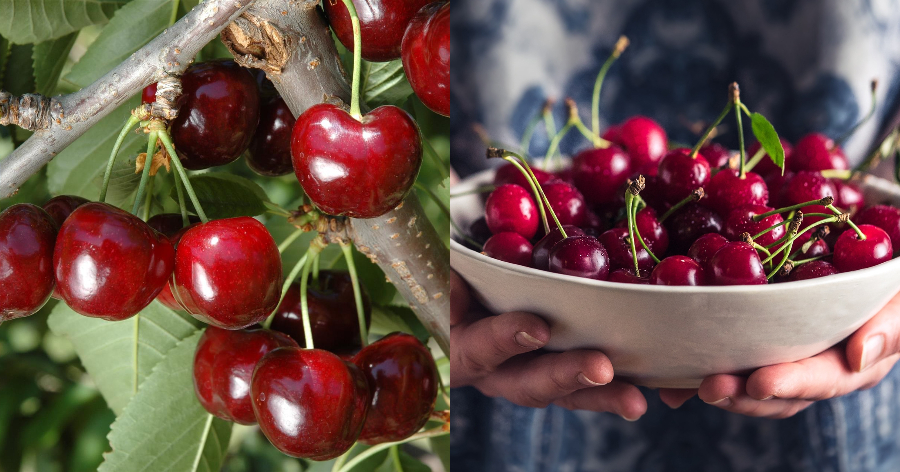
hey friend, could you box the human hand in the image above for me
[658,290,900,418]
[450,271,647,420]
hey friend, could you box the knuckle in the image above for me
[457,349,494,378]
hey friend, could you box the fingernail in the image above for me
[620,414,640,422]
[760,395,774,401]
[705,397,732,408]
[860,334,886,372]
[515,331,545,349]
[577,372,604,386]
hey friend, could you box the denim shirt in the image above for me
[451,0,900,470]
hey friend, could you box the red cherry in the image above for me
[614,207,669,254]
[553,166,576,186]
[247,96,296,177]
[171,61,261,170]
[173,217,282,329]
[649,256,705,286]
[608,267,650,284]
[251,347,369,460]
[42,195,89,227]
[856,205,900,253]
[791,133,848,171]
[601,125,622,145]
[665,203,724,254]
[723,205,786,247]
[541,181,587,227]
[598,227,654,271]
[687,233,729,268]
[748,138,792,175]
[796,238,831,258]
[707,241,767,285]
[786,260,838,282]
[0,204,57,321]
[353,333,438,444]
[778,171,836,229]
[532,225,585,270]
[833,179,864,212]
[193,326,298,425]
[146,213,201,239]
[291,103,422,218]
[323,0,437,62]
[571,145,632,206]
[271,271,372,352]
[616,116,668,174]
[483,232,533,267]
[638,174,668,212]
[548,236,610,280]
[401,2,449,116]
[699,143,733,168]
[764,170,794,207]
[141,82,158,104]
[484,184,539,239]
[833,225,892,272]
[493,163,555,190]
[704,169,768,217]
[657,148,710,203]
[54,203,174,320]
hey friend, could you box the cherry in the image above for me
[704,169,768,217]
[247,96,296,177]
[141,82,157,104]
[614,207,669,254]
[581,210,609,236]
[493,163,554,190]
[833,225,892,272]
[146,213,201,239]
[548,236,610,280]
[637,174,668,212]
[532,225,585,270]
[665,203,724,254]
[748,138,792,176]
[251,347,369,460]
[723,205,786,247]
[0,204,57,321]
[170,60,261,170]
[42,195,89,227]
[54,203,174,320]
[571,145,632,206]
[193,326,298,425]
[707,241,767,285]
[597,227,654,271]
[797,238,831,258]
[541,181,587,227]
[291,103,422,218]
[833,179,864,212]
[764,171,794,207]
[687,233,729,268]
[657,148,711,203]
[601,125,621,144]
[484,184,539,239]
[608,267,650,284]
[699,143,733,168]
[271,271,372,352]
[649,256,705,286]
[172,217,282,329]
[856,205,900,253]
[786,260,838,282]
[468,217,492,247]
[353,333,438,444]
[791,133,848,171]
[483,232,533,267]
[323,0,436,62]
[778,171,836,228]
[554,167,576,186]
[614,116,668,174]
[401,2,449,116]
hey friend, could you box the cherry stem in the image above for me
[299,246,322,350]
[488,149,551,234]
[690,102,733,158]
[504,151,566,236]
[157,131,209,223]
[825,203,865,239]
[262,252,309,330]
[731,83,747,178]
[658,188,704,223]
[836,79,878,147]
[390,446,403,472]
[173,170,188,226]
[752,197,834,221]
[751,218,793,241]
[820,169,852,180]
[335,427,450,472]
[131,130,158,215]
[767,238,793,279]
[521,99,552,155]
[792,254,829,266]
[566,98,608,149]
[543,122,574,170]
[762,216,836,264]
[339,0,363,120]
[142,177,154,221]
[631,196,660,263]
[99,114,141,203]
[624,188,640,273]
[743,146,768,173]
[591,36,629,139]
[340,242,369,348]
[543,101,558,148]
[278,227,306,254]
[450,184,496,198]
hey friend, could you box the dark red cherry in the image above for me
[649,256,705,286]
[601,125,622,145]
[247,96,296,177]
[0,204,57,321]
[141,82,157,104]
[615,116,668,174]
[581,210,609,236]
[748,138,792,176]
[541,181,587,227]
[483,232,533,267]
[665,204,724,254]
[484,184,539,239]
[353,333,438,444]
[251,347,369,460]
[493,163,555,191]
[614,207,669,254]
[797,238,831,258]
[791,133,848,171]
[778,171,836,228]
[291,103,422,218]
[764,170,794,207]
[146,214,201,239]
[687,233,729,268]
[723,205,786,247]
[704,169,768,217]
[608,267,650,284]
[42,195,89,227]
[571,145,632,206]
[172,217,282,329]
[554,166,576,186]
[401,2,449,116]
[271,271,372,352]
[786,260,838,282]
[323,0,437,62]
[833,180,864,212]
[548,236,610,280]
[54,203,174,320]
[699,143,733,168]
[171,60,260,170]
[833,225,892,272]
[657,148,710,203]
[856,205,900,253]
[194,326,298,425]
[597,227,653,271]
[707,241,767,285]
[532,225,586,270]
[638,174,668,212]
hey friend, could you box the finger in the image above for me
[450,311,550,387]
[698,374,814,418]
[846,290,900,372]
[553,381,648,420]
[477,350,614,408]
[657,388,697,409]
[450,270,473,326]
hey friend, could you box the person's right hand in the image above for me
[450,271,647,420]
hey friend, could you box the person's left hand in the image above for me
[658,289,900,418]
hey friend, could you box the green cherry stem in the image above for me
[566,98,609,148]
[591,36,629,139]
[731,83,747,178]
[488,149,549,233]
[299,246,322,350]
[762,215,843,265]
[752,197,834,221]
[543,101,558,143]
[658,188,704,223]
[521,99,552,155]
[791,254,829,266]
[767,238,794,279]
[631,195,660,263]
[99,114,141,202]
[690,101,733,158]
[826,203,865,239]
[173,169,189,226]
[335,427,450,472]
[340,0,363,120]
[340,242,369,349]
[543,121,574,170]
[491,148,566,237]
[131,129,158,215]
[278,227,306,254]
[390,445,403,472]
[743,146,769,173]
[142,177,154,221]
[157,131,209,223]
[262,252,309,330]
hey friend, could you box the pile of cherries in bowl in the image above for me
[468,116,900,286]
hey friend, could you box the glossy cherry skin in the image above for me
[833,225,892,272]
[483,232,533,267]
[401,2,449,116]
[493,163,554,190]
[657,148,711,203]
[665,204,724,254]
[650,256,705,286]
[172,217,282,329]
[548,236,610,280]
[484,184,539,239]
[141,82,157,104]
[786,260,839,282]
[748,138,793,176]
[699,143,733,168]
[791,133,848,171]
[353,333,438,444]
[0,204,57,321]
[615,116,668,174]
[704,169,768,217]
[247,96,296,177]
[571,145,632,206]
[687,233,729,268]
[251,347,370,460]
[856,205,900,253]
[171,60,260,170]
[194,326,298,425]
[43,195,89,227]
[292,103,422,218]
[707,242,767,285]
[778,171,836,228]
[723,205,786,247]
[146,214,201,239]
[608,268,650,284]
[796,238,831,259]
[598,227,654,271]
[542,181,587,227]
[323,0,436,62]
[54,203,174,320]
[532,225,586,270]
[833,179,864,212]
[271,271,372,352]
[614,207,669,254]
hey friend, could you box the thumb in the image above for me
[846,290,900,373]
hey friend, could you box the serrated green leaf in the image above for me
[47,300,202,414]
[361,60,414,108]
[98,330,233,472]
[33,33,78,95]
[64,0,176,89]
[2,43,35,96]
[173,173,271,219]
[750,112,785,174]
[0,0,119,44]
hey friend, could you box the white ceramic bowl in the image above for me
[451,168,900,388]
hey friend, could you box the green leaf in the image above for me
[2,43,35,96]
[0,0,119,44]
[430,435,450,472]
[64,0,176,89]
[374,449,430,472]
[750,112,785,174]
[0,35,10,86]
[361,60,414,108]
[33,33,78,95]
[98,330,233,472]
[371,305,430,344]
[173,173,271,219]
[101,154,142,209]
[47,301,202,414]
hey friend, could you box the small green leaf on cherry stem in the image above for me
[750,112,785,174]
